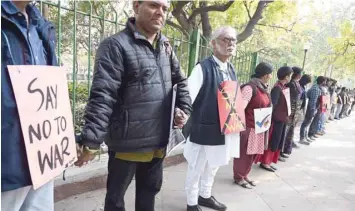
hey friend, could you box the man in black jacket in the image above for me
[75,1,192,211]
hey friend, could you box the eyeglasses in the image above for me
[218,37,237,45]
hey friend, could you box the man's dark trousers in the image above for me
[308,111,321,137]
[104,152,163,211]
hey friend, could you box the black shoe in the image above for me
[292,142,300,149]
[308,136,316,141]
[198,196,227,211]
[299,139,310,145]
[306,137,314,142]
[187,205,202,211]
[280,153,289,158]
[270,165,278,170]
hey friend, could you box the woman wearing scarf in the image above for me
[255,66,293,172]
[233,62,273,189]
[281,67,303,158]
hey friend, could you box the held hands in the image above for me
[174,108,188,129]
[74,144,98,167]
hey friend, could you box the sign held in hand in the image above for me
[8,65,77,189]
[282,88,291,116]
[217,81,246,134]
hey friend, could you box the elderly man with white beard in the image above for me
[184,26,240,211]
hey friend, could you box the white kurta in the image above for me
[184,56,240,168]
[184,56,241,206]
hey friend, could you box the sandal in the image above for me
[235,180,253,189]
[245,178,256,187]
[260,164,275,172]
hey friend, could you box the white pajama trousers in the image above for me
[185,146,219,206]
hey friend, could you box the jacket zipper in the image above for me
[26,30,36,65]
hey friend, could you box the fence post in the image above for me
[188,29,201,77]
[249,52,258,77]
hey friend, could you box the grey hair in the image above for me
[210,26,237,46]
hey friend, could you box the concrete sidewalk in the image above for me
[55,115,355,211]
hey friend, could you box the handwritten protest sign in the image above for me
[8,65,77,189]
[254,107,273,134]
[282,88,291,116]
[217,81,246,134]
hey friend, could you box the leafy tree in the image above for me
[167,0,291,43]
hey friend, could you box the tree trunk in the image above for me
[200,1,212,39]
[42,4,49,20]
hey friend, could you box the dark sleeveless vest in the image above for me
[190,56,237,146]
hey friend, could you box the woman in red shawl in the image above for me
[233,62,274,188]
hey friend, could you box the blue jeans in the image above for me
[300,109,316,140]
[1,180,54,211]
[317,113,326,133]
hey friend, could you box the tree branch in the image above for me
[173,1,189,13]
[172,1,192,33]
[200,1,213,38]
[256,22,296,32]
[188,0,235,22]
[166,20,189,37]
[243,1,252,19]
[237,0,273,44]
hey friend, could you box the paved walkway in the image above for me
[55,115,355,211]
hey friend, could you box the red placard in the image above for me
[320,95,328,113]
[217,81,246,134]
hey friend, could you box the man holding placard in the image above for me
[1,1,59,210]
[75,1,192,211]
[184,26,244,211]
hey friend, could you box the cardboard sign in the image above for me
[217,81,246,134]
[282,88,291,116]
[254,107,273,134]
[166,85,185,156]
[333,96,338,105]
[304,98,309,114]
[320,95,328,113]
[8,65,77,189]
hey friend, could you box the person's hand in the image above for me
[174,108,188,128]
[74,144,98,167]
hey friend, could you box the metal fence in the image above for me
[39,0,285,132]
